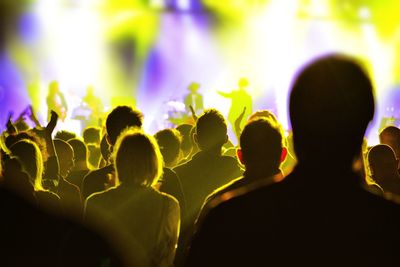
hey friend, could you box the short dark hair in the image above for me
[196,109,227,151]
[154,129,182,166]
[83,126,101,144]
[240,118,283,169]
[68,138,87,162]
[106,106,143,145]
[289,54,374,162]
[55,130,76,142]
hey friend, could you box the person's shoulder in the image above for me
[84,165,114,180]
[86,186,118,204]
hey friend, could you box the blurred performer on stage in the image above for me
[46,80,68,121]
[217,78,253,130]
[184,82,204,115]
[82,85,104,126]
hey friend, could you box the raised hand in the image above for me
[189,105,198,122]
[46,110,58,135]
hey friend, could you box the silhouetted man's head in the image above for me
[54,139,74,178]
[290,54,374,165]
[68,138,87,165]
[368,144,398,182]
[195,109,228,152]
[379,126,400,160]
[83,126,101,145]
[154,128,182,168]
[238,118,286,171]
[106,106,143,146]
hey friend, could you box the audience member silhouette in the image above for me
[176,124,194,161]
[67,138,90,192]
[186,54,400,266]
[155,128,187,222]
[85,129,180,267]
[205,118,286,207]
[55,130,77,142]
[173,108,242,265]
[379,126,400,171]
[8,139,62,213]
[54,139,83,218]
[83,126,102,145]
[368,144,400,197]
[82,105,143,200]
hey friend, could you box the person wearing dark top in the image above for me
[205,117,286,207]
[85,129,180,267]
[368,144,400,197]
[173,108,242,264]
[155,128,187,217]
[186,54,400,266]
[379,126,400,171]
[67,138,90,192]
[82,106,143,200]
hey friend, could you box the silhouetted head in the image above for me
[114,128,163,187]
[54,139,74,178]
[248,109,278,124]
[379,126,400,160]
[289,54,374,166]
[238,78,249,88]
[83,126,101,144]
[154,128,182,168]
[48,81,59,95]
[176,123,194,158]
[9,140,44,190]
[106,106,143,146]
[100,134,111,162]
[368,144,398,183]
[188,82,200,92]
[68,138,87,164]
[55,130,76,142]
[195,109,228,152]
[238,118,286,171]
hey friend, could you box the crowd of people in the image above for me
[2,54,400,266]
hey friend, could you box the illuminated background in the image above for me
[1,0,400,144]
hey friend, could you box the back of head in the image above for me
[379,126,400,159]
[55,130,77,142]
[240,118,284,170]
[368,144,398,179]
[83,126,101,144]
[106,106,143,146]
[67,138,87,162]
[290,54,374,165]
[54,139,74,178]
[9,140,43,190]
[195,109,227,151]
[114,128,162,187]
[238,78,249,88]
[154,128,182,167]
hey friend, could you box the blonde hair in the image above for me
[113,128,163,187]
[9,139,44,191]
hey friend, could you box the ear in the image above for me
[237,148,244,165]
[280,147,288,163]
